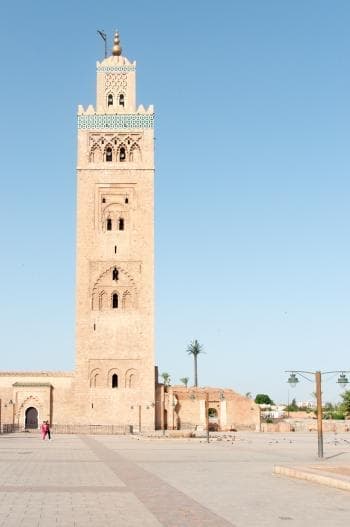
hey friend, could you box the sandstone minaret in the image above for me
[75,32,155,429]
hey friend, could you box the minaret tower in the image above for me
[75,33,155,428]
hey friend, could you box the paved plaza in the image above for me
[0,432,350,526]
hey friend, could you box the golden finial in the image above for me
[112,31,122,56]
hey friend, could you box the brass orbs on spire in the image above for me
[112,32,122,56]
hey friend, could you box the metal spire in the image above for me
[112,31,122,56]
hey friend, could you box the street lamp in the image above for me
[286,370,349,458]
[337,372,349,389]
[287,373,299,388]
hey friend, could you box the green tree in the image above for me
[254,394,274,405]
[160,372,171,386]
[285,397,299,412]
[340,390,350,416]
[186,339,204,387]
[180,377,189,387]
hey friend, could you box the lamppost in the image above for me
[286,370,349,458]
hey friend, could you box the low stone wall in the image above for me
[261,419,350,433]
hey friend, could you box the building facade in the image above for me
[0,33,156,431]
[0,33,260,433]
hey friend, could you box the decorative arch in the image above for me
[125,368,137,389]
[89,144,102,163]
[104,143,114,162]
[17,396,43,429]
[117,143,127,162]
[101,202,128,232]
[117,91,126,107]
[93,265,136,289]
[122,290,133,309]
[25,407,38,429]
[107,92,114,107]
[129,143,141,162]
[91,265,137,311]
[90,368,101,388]
[99,290,107,310]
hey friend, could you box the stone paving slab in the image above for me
[0,431,350,526]
[81,435,234,527]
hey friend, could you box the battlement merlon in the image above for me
[77,104,154,115]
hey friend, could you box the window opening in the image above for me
[112,374,118,388]
[119,147,126,162]
[112,293,118,309]
[102,198,106,203]
[108,94,113,107]
[119,218,124,231]
[114,245,117,254]
[112,268,119,281]
[119,94,125,107]
[93,323,96,331]
[106,147,113,162]
[125,197,128,204]
[107,218,112,231]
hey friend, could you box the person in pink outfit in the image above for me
[45,421,51,440]
[40,421,47,440]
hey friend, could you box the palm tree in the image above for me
[160,372,171,386]
[186,339,204,387]
[180,377,189,387]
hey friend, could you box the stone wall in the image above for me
[160,386,260,431]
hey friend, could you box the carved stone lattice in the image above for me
[105,73,128,92]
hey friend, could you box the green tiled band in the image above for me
[78,114,154,129]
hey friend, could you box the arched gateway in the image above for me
[25,407,38,429]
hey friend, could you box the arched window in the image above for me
[108,94,113,107]
[106,147,112,162]
[118,218,124,231]
[112,293,118,309]
[119,94,125,107]
[112,268,119,281]
[119,147,126,162]
[107,218,112,231]
[112,374,118,388]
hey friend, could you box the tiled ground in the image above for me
[0,432,350,526]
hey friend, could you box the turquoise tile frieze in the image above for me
[97,66,135,73]
[78,114,154,129]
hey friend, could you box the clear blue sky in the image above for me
[1,1,350,404]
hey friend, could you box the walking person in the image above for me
[45,421,51,440]
[40,421,47,440]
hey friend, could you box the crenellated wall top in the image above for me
[96,54,136,70]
